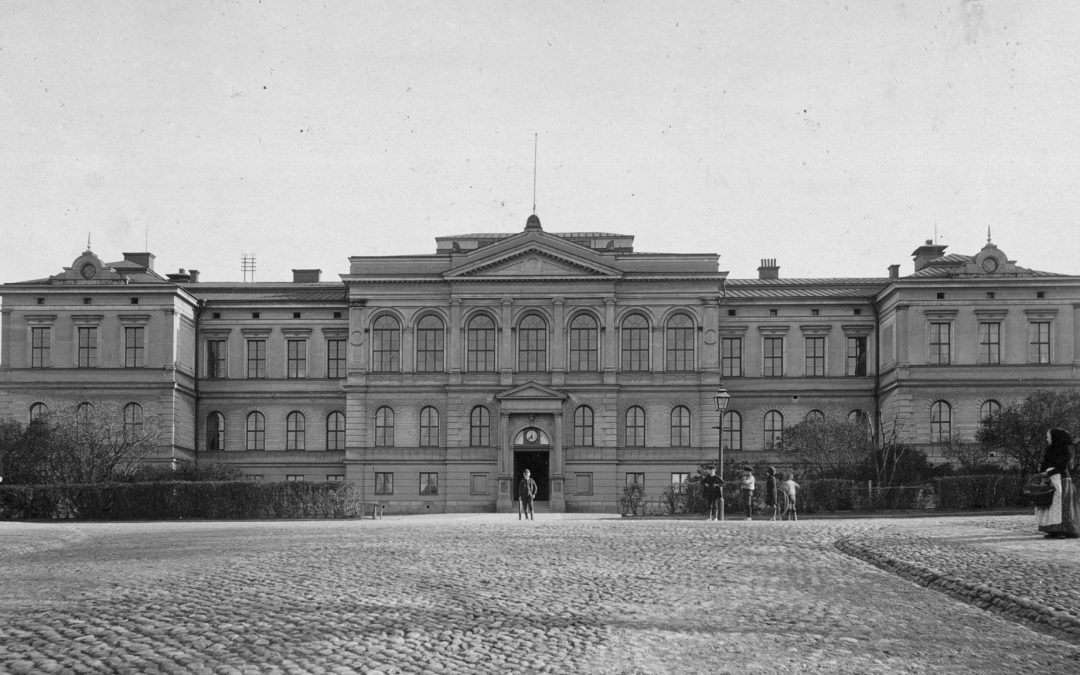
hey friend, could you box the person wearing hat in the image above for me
[739,466,756,520]
[701,466,724,521]
[519,469,538,521]
[764,467,779,521]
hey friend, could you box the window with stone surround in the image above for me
[804,336,825,377]
[621,314,649,371]
[372,315,401,372]
[206,412,225,451]
[470,406,490,446]
[764,410,783,450]
[420,472,439,495]
[419,406,439,447]
[665,314,694,371]
[415,315,445,372]
[31,327,50,368]
[518,314,547,372]
[246,412,265,451]
[326,338,346,378]
[466,314,496,372]
[375,406,394,447]
[721,337,742,378]
[286,411,305,451]
[978,322,1001,365]
[670,406,691,447]
[375,472,393,495]
[287,340,307,378]
[722,411,742,452]
[326,412,345,451]
[574,405,594,447]
[625,406,645,447]
[569,314,599,371]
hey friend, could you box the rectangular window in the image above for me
[416,324,444,372]
[246,339,266,378]
[671,472,690,494]
[576,473,593,495]
[31,327,50,368]
[77,327,97,368]
[326,339,346,378]
[804,336,825,377]
[375,472,393,495]
[763,337,783,377]
[124,326,145,368]
[928,322,951,365]
[1029,321,1051,364]
[626,472,645,487]
[419,472,439,495]
[470,473,488,495]
[720,337,742,378]
[287,340,307,378]
[285,475,304,481]
[207,339,227,378]
[846,336,867,376]
[978,322,1001,365]
[326,475,344,482]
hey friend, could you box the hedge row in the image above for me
[933,474,1026,510]
[0,481,368,520]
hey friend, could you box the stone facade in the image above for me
[2,221,1078,513]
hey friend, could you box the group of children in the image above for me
[701,465,799,521]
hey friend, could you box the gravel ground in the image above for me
[1,513,1078,674]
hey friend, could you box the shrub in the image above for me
[799,479,857,513]
[933,474,1025,510]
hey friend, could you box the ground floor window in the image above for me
[326,474,344,481]
[244,474,264,482]
[375,472,393,495]
[671,472,690,493]
[285,475,304,481]
[576,473,593,495]
[470,473,488,495]
[420,472,439,495]
[626,472,645,487]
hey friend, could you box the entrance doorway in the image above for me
[513,450,550,502]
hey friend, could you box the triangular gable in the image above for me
[445,231,623,279]
[496,381,568,402]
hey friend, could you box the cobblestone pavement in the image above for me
[2,514,1079,674]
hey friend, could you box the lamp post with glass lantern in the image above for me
[713,386,731,520]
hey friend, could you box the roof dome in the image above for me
[525,214,542,231]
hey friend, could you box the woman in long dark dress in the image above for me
[1036,427,1080,538]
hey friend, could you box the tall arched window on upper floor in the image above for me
[621,314,649,372]
[326,412,346,451]
[764,410,784,451]
[375,406,395,447]
[665,314,695,371]
[980,400,1001,427]
[29,402,48,424]
[930,401,951,443]
[416,315,445,372]
[569,314,599,372]
[371,315,401,373]
[518,314,547,372]
[469,406,490,447]
[625,406,646,447]
[206,411,225,451]
[123,403,143,442]
[670,406,691,447]
[286,411,306,451]
[574,405,594,447]
[246,412,265,451]
[419,406,439,447]
[722,411,742,452]
[466,315,496,372]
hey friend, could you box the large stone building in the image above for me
[2,217,1078,513]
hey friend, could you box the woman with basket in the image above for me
[1035,427,1080,539]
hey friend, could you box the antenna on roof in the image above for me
[987,225,992,243]
[532,133,538,215]
[933,222,938,243]
[87,233,92,251]
[241,253,257,282]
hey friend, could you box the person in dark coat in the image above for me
[701,466,724,521]
[764,467,779,521]
[1037,427,1080,538]
[519,469,538,521]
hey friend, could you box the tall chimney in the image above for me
[888,264,900,279]
[758,259,779,280]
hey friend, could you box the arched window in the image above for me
[980,400,1001,426]
[419,406,439,447]
[286,411,306,451]
[371,315,401,372]
[375,406,395,447]
[569,314,599,372]
[621,314,649,372]
[416,315,445,372]
[574,405,594,447]
[246,412,265,451]
[665,314,695,371]
[75,402,93,434]
[29,402,48,424]
[123,403,143,442]
[518,314,547,372]
[764,410,784,451]
[206,412,225,451]
[930,401,951,442]
[670,406,691,447]
[722,410,742,452]
[469,406,489,447]
[326,412,346,451]
[466,315,496,372]
[625,406,645,447]
[806,409,825,423]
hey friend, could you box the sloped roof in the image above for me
[724,278,889,299]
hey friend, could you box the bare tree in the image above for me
[785,414,873,479]
[977,390,1080,475]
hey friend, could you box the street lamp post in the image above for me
[713,386,731,521]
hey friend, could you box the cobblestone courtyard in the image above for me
[2,514,1080,674]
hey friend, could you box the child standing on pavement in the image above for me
[780,472,800,521]
[764,467,779,521]
[739,466,756,520]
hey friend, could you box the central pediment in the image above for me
[496,381,568,402]
[444,231,623,280]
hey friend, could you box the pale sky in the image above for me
[2,1,1079,284]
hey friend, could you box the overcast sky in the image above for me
[2,1,1079,285]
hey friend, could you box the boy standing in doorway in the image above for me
[519,469,538,520]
